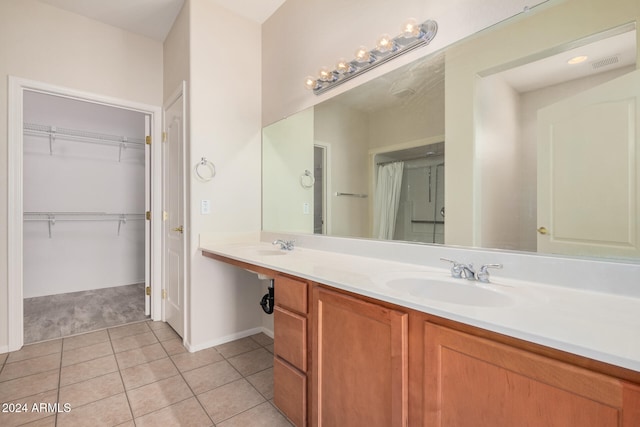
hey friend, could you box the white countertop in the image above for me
[200,239,640,373]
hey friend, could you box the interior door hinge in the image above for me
[145,211,151,221]
[163,211,168,221]
[145,286,151,296]
[162,289,167,300]
[145,135,151,145]
[162,131,167,142]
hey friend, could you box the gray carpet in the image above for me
[24,283,149,344]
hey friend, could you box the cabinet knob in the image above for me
[537,226,548,235]
[172,226,184,233]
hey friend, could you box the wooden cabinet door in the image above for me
[312,286,409,427]
[424,322,640,427]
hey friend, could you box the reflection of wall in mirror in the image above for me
[315,102,369,238]
[445,0,640,257]
[262,108,314,233]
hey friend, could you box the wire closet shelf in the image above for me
[23,212,145,238]
[23,122,146,161]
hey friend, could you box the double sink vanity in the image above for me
[201,235,640,426]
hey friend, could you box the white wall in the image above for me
[475,75,522,250]
[368,83,445,150]
[185,0,264,350]
[23,92,146,298]
[0,0,163,351]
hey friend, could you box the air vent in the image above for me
[591,55,620,70]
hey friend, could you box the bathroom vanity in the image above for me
[201,241,640,427]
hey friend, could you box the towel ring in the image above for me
[300,169,315,188]
[195,157,216,182]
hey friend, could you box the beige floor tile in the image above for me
[63,330,109,351]
[57,392,132,427]
[183,360,242,394]
[250,333,274,347]
[111,331,158,353]
[0,352,7,365]
[115,343,167,370]
[0,369,59,402]
[215,337,261,358]
[146,320,171,331]
[152,327,180,342]
[59,371,124,408]
[108,321,151,340]
[61,341,113,367]
[171,347,224,372]
[0,353,61,382]
[134,397,213,427]
[217,401,293,427]
[114,421,136,427]
[161,338,188,356]
[198,378,265,423]
[60,354,118,386]
[120,357,178,390]
[0,390,59,427]
[246,367,274,400]
[21,415,56,426]
[227,348,273,376]
[265,344,274,354]
[126,375,193,418]
[6,340,62,363]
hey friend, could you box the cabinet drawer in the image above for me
[274,306,307,371]
[274,356,307,427]
[275,275,308,314]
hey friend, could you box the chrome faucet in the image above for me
[441,258,476,280]
[476,264,503,283]
[441,258,502,283]
[272,239,295,251]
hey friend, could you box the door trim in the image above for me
[7,76,163,352]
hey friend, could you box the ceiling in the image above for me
[37,0,286,41]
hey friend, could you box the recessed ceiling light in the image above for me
[567,55,588,65]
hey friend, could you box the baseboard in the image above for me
[185,326,274,353]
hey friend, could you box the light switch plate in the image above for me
[303,202,310,215]
[201,199,211,214]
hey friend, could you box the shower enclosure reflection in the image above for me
[373,142,444,244]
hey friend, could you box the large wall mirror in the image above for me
[263,0,640,262]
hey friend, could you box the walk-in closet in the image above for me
[22,91,149,343]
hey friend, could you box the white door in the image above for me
[537,69,640,258]
[163,86,186,337]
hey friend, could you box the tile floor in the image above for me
[0,321,293,426]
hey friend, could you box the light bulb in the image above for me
[401,18,421,38]
[567,55,588,65]
[304,76,318,90]
[376,33,396,53]
[336,58,354,74]
[318,66,336,82]
[354,46,374,63]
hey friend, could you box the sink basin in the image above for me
[385,277,513,307]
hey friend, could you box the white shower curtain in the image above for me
[373,161,404,240]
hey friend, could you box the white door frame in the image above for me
[7,76,163,352]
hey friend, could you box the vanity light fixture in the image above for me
[304,18,438,95]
